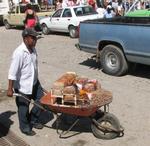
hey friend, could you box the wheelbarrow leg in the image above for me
[55,114,80,138]
[104,104,109,114]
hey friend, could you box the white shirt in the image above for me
[76,0,87,5]
[96,8,105,18]
[8,42,38,94]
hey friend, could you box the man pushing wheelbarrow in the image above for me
[7,28,44,136]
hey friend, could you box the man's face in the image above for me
[24,35,37,49]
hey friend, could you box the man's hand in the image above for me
[7,80,14,97]
[7,88,14,97]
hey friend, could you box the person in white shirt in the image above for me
[62,0,68,8]
[7,28,44,136]
[104,4,116,18]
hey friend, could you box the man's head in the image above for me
[22,28,39,49]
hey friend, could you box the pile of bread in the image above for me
[51,72,112,107]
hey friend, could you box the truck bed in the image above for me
[83,16,150,26]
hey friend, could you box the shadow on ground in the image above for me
[44,113,92,139]
[47,31,70,37]
[39,110,54,125]
[128,64,150,79]
[0,110,16,138]
[79,58,101,70]
[79,58,150,79]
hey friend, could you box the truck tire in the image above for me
[91,113,121,140]
[100,45,128,76]
[41,23,49,35]
[69,26,78,38]
[3,20,11,29]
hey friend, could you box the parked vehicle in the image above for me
[125,9,150,17]
[39,5,102,38]
[77,16,150,76]
[3,3,54,29]
[0,0,9,23]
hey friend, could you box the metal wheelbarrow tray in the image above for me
[40,92,124,139]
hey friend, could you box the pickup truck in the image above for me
[3,3,55,29]
[78,17,150,76]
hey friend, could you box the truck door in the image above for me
[9,5,25,26]
[8,6,20,25]
[17,5,26,26]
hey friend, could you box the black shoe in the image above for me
[33,123,43,129]
[22,130,36,136]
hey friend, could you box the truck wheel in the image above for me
[4,20,11,29]
[91,113,121,140]
[41,23,49,35]
[69,26,78,38]
[100,45,128,76]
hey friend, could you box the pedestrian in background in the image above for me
[24,3,37,28]
[56,0,62,9]
[7,28,44,136]
[88,0,96,10]
[104,4,116,18]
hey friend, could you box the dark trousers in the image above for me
[15,81,44,132]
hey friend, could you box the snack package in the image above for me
[89,89,113,106]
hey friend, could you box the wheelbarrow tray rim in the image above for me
[40,93,101,117]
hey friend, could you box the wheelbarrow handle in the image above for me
[41,87,49,94]
[13,93,47,111]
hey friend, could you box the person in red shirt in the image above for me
[24,4,37,28]
[88,0,96,10]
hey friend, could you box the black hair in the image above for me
[26,3,32,9]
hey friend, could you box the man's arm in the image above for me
[7,79,14,97]
[7,48,22,97]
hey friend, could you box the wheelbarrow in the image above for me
[40,92,124,139]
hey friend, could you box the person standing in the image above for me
[88,0,96,10]
[104,3,116,18]
[7,28,44,136]
[24,3,37,28]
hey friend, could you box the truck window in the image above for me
[16,6,19,13]
[31,5,40,12]
[19,4,40,13]
[20,5,26,13]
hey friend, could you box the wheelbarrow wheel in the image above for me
[91,113,121,140]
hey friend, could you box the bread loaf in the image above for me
[56,73,77,86]
[52,82,65,90]
[63,85,76,94]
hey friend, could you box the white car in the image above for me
[39,5,102,38]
